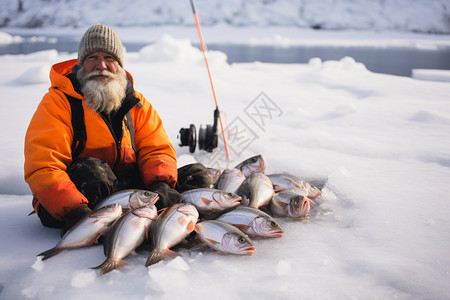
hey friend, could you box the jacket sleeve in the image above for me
[132,91,178,188]
[24,88,88,221]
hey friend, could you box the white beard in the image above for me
[77,66,127,114]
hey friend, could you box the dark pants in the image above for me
[36,157,211,228]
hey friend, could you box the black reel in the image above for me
[178,108,219,153]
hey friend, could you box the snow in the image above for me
[1,3,450,298]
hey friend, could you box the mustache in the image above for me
[86,70,115,80]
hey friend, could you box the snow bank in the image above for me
[139,34,227,66]
[0,31,22,44]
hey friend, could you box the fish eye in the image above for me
[270,221,278,227]
[238,237,246,244]
[251,157,257,163]
[144,191,151,196]
[227,193,234,197]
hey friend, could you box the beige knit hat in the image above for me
[77,24,124,67]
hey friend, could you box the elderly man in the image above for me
[25,24,210,233]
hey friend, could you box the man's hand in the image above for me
[149,181,182,210]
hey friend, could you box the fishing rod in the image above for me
[178,0,230,160]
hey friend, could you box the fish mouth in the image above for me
[269,230,284,237]
[241,245,256,255]
[231,197,242,205]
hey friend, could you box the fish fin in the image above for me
[163,248,181,259]
[274,199,288,209]
[283,176,303,189]
[145,248,180,267]
[28,210,36,216]
[233,224,250,232]
[187,220,196,232]
[205,238,219,245]
[146,250,164,267]
[86,219,100,226]
[37,247,65,261]
[201,197,212,205]
[93,259,128,275]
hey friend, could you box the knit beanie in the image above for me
[77,24,124,67]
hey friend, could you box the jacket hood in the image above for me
[49,59,134,99]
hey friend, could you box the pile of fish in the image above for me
[37,154,322,275]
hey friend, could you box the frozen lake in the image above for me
[1,34,449,77]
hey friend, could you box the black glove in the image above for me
[67,157,117,208]
[61,204,92,236]
[176,163,214,193]
[149,181,182,210]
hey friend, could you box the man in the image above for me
[24,24,210,233]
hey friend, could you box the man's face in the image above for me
[82,51,119,76]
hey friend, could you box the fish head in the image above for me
[306,183,322,199]
[222,232,255,255]
[129,190,159,209]
[235,155,266,177]
[289,194,312,218]
[252,216,284,238]
[213,191,242,208]
[132,204,158,220]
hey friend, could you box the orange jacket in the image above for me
[24,59,177,221]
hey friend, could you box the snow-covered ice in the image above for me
[0,2,450,298]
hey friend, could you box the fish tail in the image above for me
[93,259,127,275]
[37,247,64,261]
[145,248,180,267]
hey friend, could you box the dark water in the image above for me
[1,35,449,77]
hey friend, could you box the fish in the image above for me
[194,220,255,255]
[267,173,322,199]
[93,204,158,275]
[215,206,284,238]
[37,203,123,260]
[145,203,199,267]
[236,172,274,209]
[234,154,266,177]
[94,189,159,211]
[270,191,313,218]
[207,168,223,184]
[181,188,242,215]
[214,168,246,194]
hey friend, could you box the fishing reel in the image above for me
[178,108,219,153]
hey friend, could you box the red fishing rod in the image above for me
[187,0,230,160]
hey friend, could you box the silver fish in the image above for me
[236,173,274,209]
[146,203,199,267]
[267,173,322,199]
[270,191,313,218]
[181,188,241,215]
[94,189,159,211]
[37,203,123,260]
[215,168,246,193]
[234,154,266,177]
[216,206,284,238]
[194,220,255,255]
[93,204,158,275]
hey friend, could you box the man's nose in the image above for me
[95,58,107,70]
